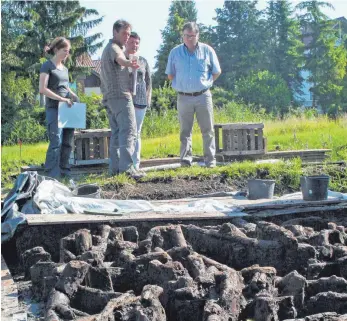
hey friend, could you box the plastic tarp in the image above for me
[1,172,53,242]
[279,190,347,201]
[2,172,346,243]
[33,180,246,217]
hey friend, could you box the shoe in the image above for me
[180,160,192,167]
[61,172,72,178]
[137,168,146,175]
[205,162,216,168]
[125,165,146,180]
[61,168,72,178]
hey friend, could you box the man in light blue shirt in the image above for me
[165,21,221,168]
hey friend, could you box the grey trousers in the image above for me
[177,90,216,165]
[45,107,74,178]
[105,97,136,174]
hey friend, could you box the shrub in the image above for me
[211,86,235,109]
[151,81,177,113]
[78,92,109,129]
[234,70,292,115]
[2,108,47,145]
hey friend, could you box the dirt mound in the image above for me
[102,176,245,200]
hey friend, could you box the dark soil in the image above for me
[101,175,246,200]
[101,174,299,201]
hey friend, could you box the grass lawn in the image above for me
[142,115,347,160]
[1,115,347,192]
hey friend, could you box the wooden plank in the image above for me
[214,125,221,152]
[249,129,255,151]
[107,137,111,158]
[243,199,346,211]
[74,131,111,139]
[237,129,243,151]
[104,137,109,158]
[221,150,265,156]
[221,123,264,130]
[242,129,248,150]
[257,129,264,151]
[83,138,90,160]
[75,156,203,168]
[75,159,109,166]
[253,204,347,217]
[70,139,75,158]
[94,137,100,159]
[227,130,233,151]
[222,130,229,151]
[25,211,232,226]
[265,150,331,157]
[234,129,239,151]
[99,137,106,159]
[89,138,95,159]
[24,199,347,226]
[230,129,235,151]
[76,138,83,161]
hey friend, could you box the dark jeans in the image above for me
[45,107,74,178]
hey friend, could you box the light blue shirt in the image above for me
[165,42,221,93]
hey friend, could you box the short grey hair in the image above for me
[182,21,199,34]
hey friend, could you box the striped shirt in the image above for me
[131,56,152,108]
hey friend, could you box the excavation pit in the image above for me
[2,197,347,321]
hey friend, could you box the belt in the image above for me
[178,88,209,97]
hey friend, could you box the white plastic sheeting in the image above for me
[3,172,346,243]
[279,190,347,201]
[33,180,246,216]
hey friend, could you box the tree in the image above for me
[265,0,305,101]
[214,1,268,90]
[1,1,104,143]
[152,0,198,88]
[234,70,292,115]
[12,1,104,80]
[296,1,347,110]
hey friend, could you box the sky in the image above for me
[80,0,347,70]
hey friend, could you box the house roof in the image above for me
[93,59,101,76]
[76,53,95,68]
[76,53,101,77]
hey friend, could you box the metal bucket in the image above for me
[72,184,101,199]
[300,175,329,201]
[247,179,276,200]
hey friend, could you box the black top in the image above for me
[40,60,69,108]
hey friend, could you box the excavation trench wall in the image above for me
[2,205,347,321]
[3,206,346,269]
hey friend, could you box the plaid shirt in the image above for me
[100,40,132,101]
[131,56,152,108]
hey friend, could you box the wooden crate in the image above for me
[72,129,111,165]
[214,123,266,156]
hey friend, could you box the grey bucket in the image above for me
[300,175,329,201]
[72,184,101,199]
[247,179,276,200]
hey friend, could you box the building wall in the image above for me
[84,73,101,87]
[296,69,313,107]
[85,87,101,95]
